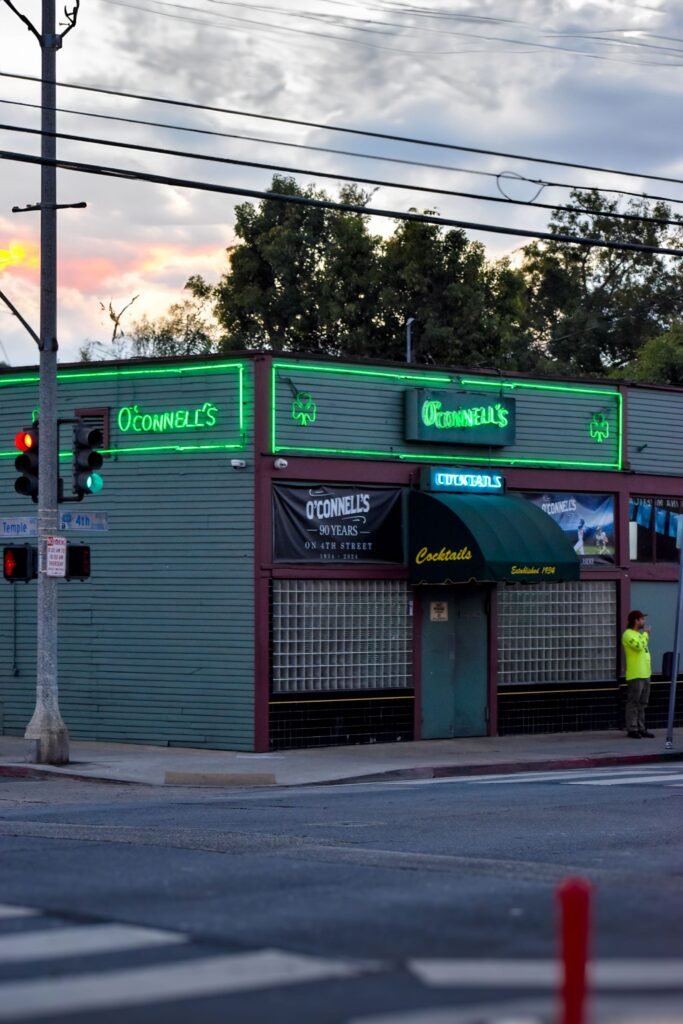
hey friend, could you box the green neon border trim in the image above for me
[271,362,623,471]
[0,361,247,457]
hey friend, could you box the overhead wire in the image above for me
[3,120,682,229]
[2,95,682,210]
[3,147,683,257]
[2,71,683,190]
[99,0,683,68]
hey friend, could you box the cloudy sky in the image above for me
[0,0,681,366]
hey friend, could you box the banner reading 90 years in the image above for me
[273,485,404,563]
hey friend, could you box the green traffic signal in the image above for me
[73,423,104,499]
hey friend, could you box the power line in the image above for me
[3,146,683,257]
[3,95,682,209]
[99,0,683,68]
[4,120,681,229]
[2,71,682,190]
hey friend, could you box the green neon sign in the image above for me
[117,402,219,434]
[589,412,610,443]
[0,360,247,459]
[406,390,516,446]
[271,362,622,471]
[292,392,317,426]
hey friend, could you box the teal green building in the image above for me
[1,354,681,750]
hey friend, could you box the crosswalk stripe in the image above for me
[0,948,378,1020]
[0,923,187,962]
[462,768,679,785]
[566,773,683,786]
[0,905,39,920]
[409,959,683,990]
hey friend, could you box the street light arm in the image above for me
[0,287,41,347]
[0,0,41,41]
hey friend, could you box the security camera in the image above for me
[273,458,289,470]
[230,459,247,469]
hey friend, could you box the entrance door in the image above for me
[420,586,489,738]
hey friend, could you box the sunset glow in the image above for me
[0,240,39,274]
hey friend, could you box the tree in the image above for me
[80,280,220,361]
[619,323,683,386]
[210,176,383,356]
[522,190,683,375]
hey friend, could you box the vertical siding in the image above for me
[0,359,255,751]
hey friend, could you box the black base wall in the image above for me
[498,679,683,735]
[269,691,414,750]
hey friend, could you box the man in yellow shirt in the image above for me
[622,610,654,739]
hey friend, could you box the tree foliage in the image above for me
[81,178,683,386]
[521,189,683,375]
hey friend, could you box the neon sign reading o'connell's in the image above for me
[421,399,509,430]
[117,402,219,434]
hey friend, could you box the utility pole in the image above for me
[3,0,81,764]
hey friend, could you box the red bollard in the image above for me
[557,877,592,1024]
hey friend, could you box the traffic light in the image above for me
[65,544,91,580]
[73,424,104,499]
[14,426,39,501]
[3,544,37,582]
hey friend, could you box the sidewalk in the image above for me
[1,730,682,788]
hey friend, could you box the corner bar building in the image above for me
[1,353,682,751]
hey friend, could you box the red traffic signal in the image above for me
[14,425,39,501]
[3,544,37,583]
[15,429,37,453]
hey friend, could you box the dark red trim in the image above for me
[74,406,111,450]
[271,565,407,580]
[252,357,271,752]
[412,591,422,739]
[488,585,498,736]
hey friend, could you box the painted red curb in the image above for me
[0,764,136,784]
[329,750,683,785]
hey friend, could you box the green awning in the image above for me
[409,491,581,585]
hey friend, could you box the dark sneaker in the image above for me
[627,731,642,738]
[639,730,655,738]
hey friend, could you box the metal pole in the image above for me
[406,317,415,364]
[24,0,69,765]
[664,518,683,749]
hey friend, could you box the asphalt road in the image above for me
[0,763,681,1023]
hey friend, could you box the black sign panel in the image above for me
[405,389,516,446]
[273,485,404,563]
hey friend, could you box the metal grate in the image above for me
[497,581,617,686]
[271,579,413,693]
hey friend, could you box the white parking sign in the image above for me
[46,536,67,577]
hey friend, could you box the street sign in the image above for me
[1,517,37,538]
[46,535,67,578]
[1,512,109,536]
[59,511,109,532]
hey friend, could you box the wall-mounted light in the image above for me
[230,459,247,469]
[274,458,288,470]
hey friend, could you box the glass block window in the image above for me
[497,581,616,686]
[272,579,413,694]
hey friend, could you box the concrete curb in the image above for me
[163,771,277,787]
[1,749,681,788]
